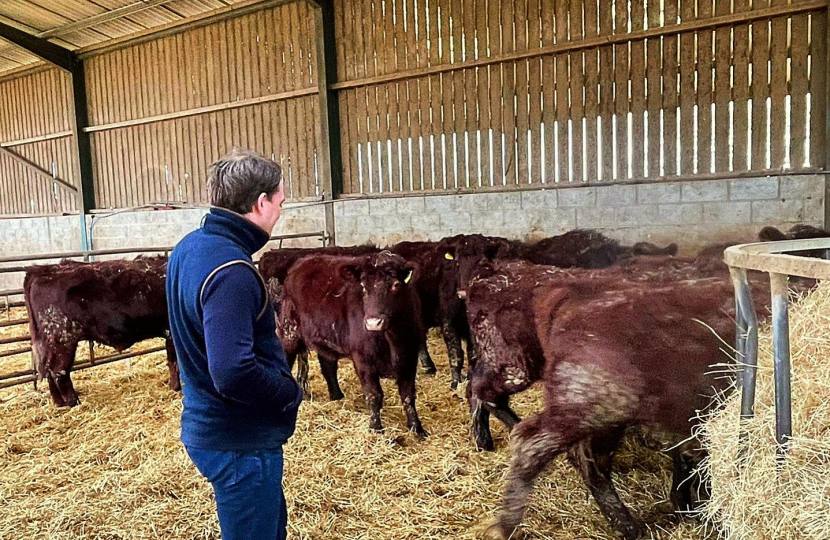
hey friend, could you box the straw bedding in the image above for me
[0,319,710,539]
[699,281,830,540]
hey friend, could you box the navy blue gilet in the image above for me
[166,207,301,451]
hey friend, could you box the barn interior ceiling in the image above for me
[0,0,253,76]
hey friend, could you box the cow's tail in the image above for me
[22,275,46,389]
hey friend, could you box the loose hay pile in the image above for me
[0,323,706,539]
[699,281,830,540]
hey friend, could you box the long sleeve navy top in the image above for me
[166,207,302,451]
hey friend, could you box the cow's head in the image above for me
[440,235,513,301]
[341,251,418,332]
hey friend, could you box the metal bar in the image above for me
[0,345,166,390]
[0,318,27,328]
[311,0,340,246]
[68,62,96,247]
[0,20,76,72]
[0,334,29,345]
[734,294,747,391]
[770,273,793,456]
[330,0,829,91]
[730,267,759,421]
[0,345,32,359]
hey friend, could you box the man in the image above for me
[166,148,302,540]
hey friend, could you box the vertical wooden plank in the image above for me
[697,0,713,174]
[385,0,402,191]
[428,0,443,190]
[163,37,181,202]
[438,0,455,189]
[630,0,646,178]
[663,0,678,176]
[569,0,584,183]
[610,18,624,177]
[464,0,480,187]
[475,0,492,187]
[488,0,504,184]
[555,0,569,182]
[514,0,530,185]
[809,11,826,169]
[732,0,750,172]
[97,58,113,208]
[679,0,695,174]
[646,0,661,177]
[713,0,731,172]
[135,44,152,205]
[790,12,809,169]
[769,7,788,169]
[751,6,770,170]
[173,34,190,203]
[582,0,598,182]
[406,0,422,191]
[115,49,131,207]
[527,0,543,184]
[395,0,413,192]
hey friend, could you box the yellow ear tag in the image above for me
[444,252,454,260]
[404,270,413,284]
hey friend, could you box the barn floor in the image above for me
[0,322,711,540]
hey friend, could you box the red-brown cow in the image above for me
[277,251,427,435]
[24,257,178,407]
[482,274,742,540]
[464,256,750,451]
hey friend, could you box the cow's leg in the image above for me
[353,358,384,432]
[568,430,645,540]
[286,350,310,398]
[482,413,565,540]
[669,450,697,513]
[485,396,521,431]
[469,397,494,451]
[396,372,427,438]
[440,322,465,389]
[417,342,437,375]
[45,341,80,407]
[317,352,344,401]
[164,337,181,392]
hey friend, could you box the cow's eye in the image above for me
[391,280,401,292]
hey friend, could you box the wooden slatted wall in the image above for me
[334,0,830,195]
[84,1,321,209]
[0,67,78,215]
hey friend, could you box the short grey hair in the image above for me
[207,148,283,214]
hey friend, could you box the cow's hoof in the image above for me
[329,390,345,401]
[481,520,510,540]
[612,521,645,540]
[412,426,429,439]
[474,436,495,452]
[421,366,437,376]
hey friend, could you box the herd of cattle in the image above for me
[18,223,826,539]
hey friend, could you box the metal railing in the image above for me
[725,238,830,457]
[0,230,327,391]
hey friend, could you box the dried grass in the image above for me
[699,281,830,540]
[0,326,708,539]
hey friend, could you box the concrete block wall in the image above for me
[0,202,327,294]
[334,175,826,255]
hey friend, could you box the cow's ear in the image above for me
[340,265,361,282]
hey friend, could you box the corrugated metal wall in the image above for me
[84,1,322,209]
[0,68,78,215]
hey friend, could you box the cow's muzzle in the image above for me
[365,317,386,332]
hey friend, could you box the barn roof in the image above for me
[0,0,255,77]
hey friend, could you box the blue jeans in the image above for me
[186,446,287,540]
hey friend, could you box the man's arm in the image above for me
[201,264,300,411]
